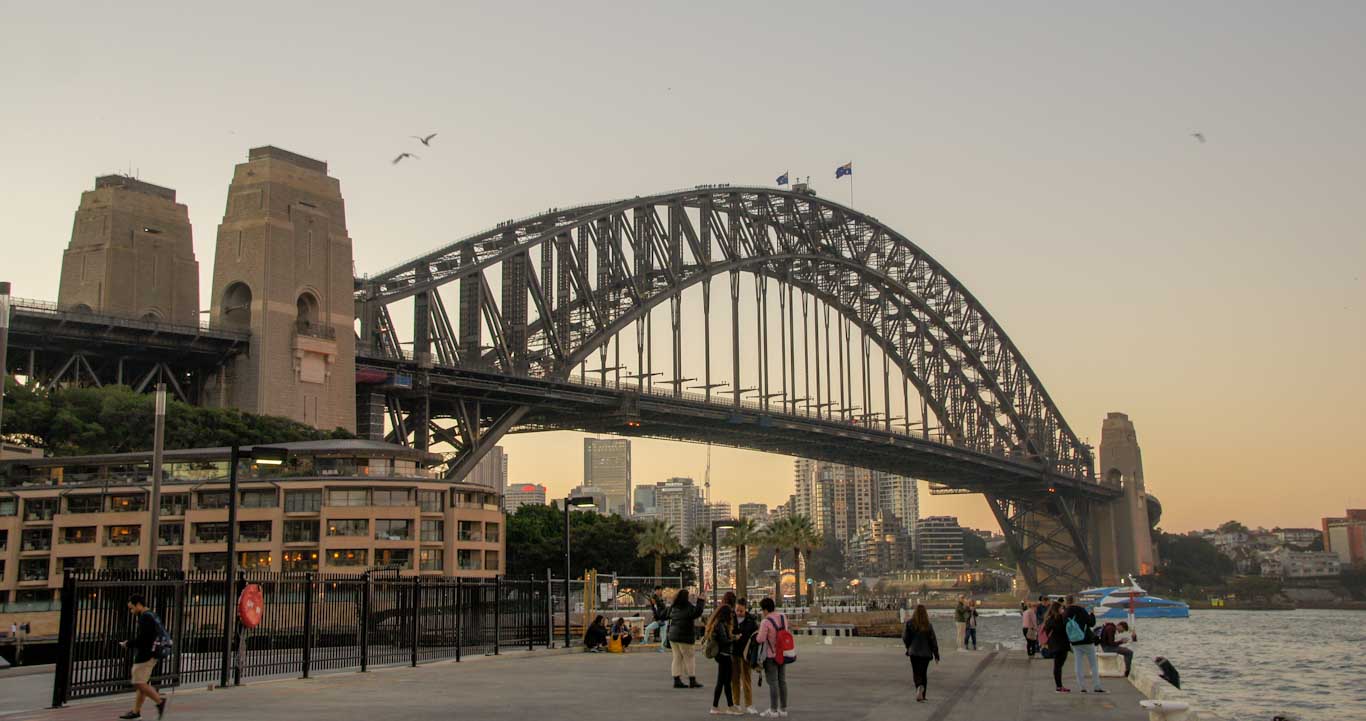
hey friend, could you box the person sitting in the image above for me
[610,617,633,652]
[584,615,609,652]
[1154,656,1180,689]
[1098,622,1134,677]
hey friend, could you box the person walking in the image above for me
[754,597,790,718]
[732,598,759,714]
[704,605,740,715]
[1064,596,1104,693]
[118,594,167,719]
[1021,601,1039,658]
[953,597,970,651]
[668,590,706,689]
[901,604,940,702]
[1041,601,1072,693]
[964,601,980,650]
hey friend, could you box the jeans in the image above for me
[1051,647,1070,688]
[1023,628,1038,657]
[964,626,977,649]
[909,655,931,695]
[731,658,753,707]
[670,641,697,678]
[713,655,734,708]
[1101,644,1133,676]
[645,620,669,647]
[1072,643,1102,691]
[762,659,788,711]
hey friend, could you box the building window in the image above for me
[193,522,230,544]
[105,525,141,547]
[19,558,50,581]
[0,497,16,516]
[484,550,499,572]
[0,530,6,551]
[240,489,278,508]
[66,495,103,514]
[374,548,412,569]
[14,589,51,603]
[327,519,368,537]
[108,494,146,512]
[418,490,443,513]
[458,521,482,542]
[62,556,95,573]
[485,522,500,543]
[282,550,318,572]
[420,520,443,542]
[327,489,368,507]
[457,549,480,571]
[159,523,184,547]
[375,519,411,541]
[197,490,230,510]
[192,553,228,572]
[239,551,272,570]
[61,526,97,545]
[284,520,319,543]
[23,498,56,522]
[157,553,181,572]
[285,490,322,513]
[327,549,367,567]
[238,521,272,543]
[21,528,51,551]
[419,549,443,571]
[160,493,189,516]
[372,489,411,506]
[104,555,138,571]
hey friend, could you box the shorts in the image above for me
[131,659,157,684]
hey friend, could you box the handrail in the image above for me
[8,296,250,339]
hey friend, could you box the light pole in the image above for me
[220,444,288,688]
[711,520,735,600]
[562,495,597,647]
[145,384,167,569]
[0,281,11,441]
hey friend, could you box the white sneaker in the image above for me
[759,711,779,719]
[778,712,789,718]
[746,707,760,715]
[728,708,745,716]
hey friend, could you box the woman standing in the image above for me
[1021,601,1039,659]
[901,604,940,702]
[1041,601,1071,693]
[953,597,970,651]
[754,597,790,718]
[668,590,706,689]
[704,605,739,715]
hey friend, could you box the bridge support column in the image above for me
[988,494,1099,594]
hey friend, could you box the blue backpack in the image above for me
[1064,616,1085,644]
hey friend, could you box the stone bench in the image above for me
[1098,651,1127,677]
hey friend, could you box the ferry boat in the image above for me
[1076,580,1190,620]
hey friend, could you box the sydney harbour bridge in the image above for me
[2,151,1155,593]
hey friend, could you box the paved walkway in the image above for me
[1,640,1150,721]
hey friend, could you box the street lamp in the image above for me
[220,444,288,687]
[0,281,11,440]
[563,495,597,647]
[711,520,735,599]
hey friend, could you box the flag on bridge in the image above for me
[835,162,853,179]
[776,171,789,186]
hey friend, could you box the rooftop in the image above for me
[93,174,176,202]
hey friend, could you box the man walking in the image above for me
[118,594,167,720]
[953,597,970,651]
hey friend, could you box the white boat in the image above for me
[1077,580,1189,620]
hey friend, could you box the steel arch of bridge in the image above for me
[357,185,1111,590]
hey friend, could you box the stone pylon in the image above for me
[207,147,356,432]
[1098,412,1156,578]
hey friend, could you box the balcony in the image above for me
[295,320,336,340]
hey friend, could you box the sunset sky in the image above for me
[2,2,1362,532]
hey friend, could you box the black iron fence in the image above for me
[52,569,552,706]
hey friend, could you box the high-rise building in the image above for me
[738,503,768,521]
[916,516,966,571]
[849,512,912,573]
[1323,510,1366,565]
[655,477,703,544]
[58,176,200,325]
[877,473,919,538]
[793,459,816,520]
[567,485,609,514]
[634,485,658,517]
[584,438,631,516]
[504,483,546,513]
[468,447,508,489]
[208,147,356,431]
[705,502,733,524]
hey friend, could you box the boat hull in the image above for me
[1095,604,1189,620]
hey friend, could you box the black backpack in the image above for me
[147,611,174,660]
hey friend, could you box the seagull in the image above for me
[392,152,419,165]
[411,133,437,146]
[1191,132,1206,143]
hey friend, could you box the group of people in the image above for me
[952,597,981,650]
[1020,594,1137,694]
[582,615,635,653]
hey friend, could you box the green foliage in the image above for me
[504,503,692,581]
[806,532,847,585]
[963,531,989,561]
[1147,529,1238,596]
[636,519,682,578]
[1,379,350,455]
[1216,520,1249,535]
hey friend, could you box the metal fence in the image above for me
[52,569,552,706]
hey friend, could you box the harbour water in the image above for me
[937,607,1366,721]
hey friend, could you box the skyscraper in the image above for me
[916,516,966,571]
[877,472,919,538]
[468,446,508,489]
[584,438,631,516]
[504,483,546,513]
[655,477,703,544]
[738,503,768,521]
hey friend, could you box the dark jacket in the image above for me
[129,610,161,663]
[733,611,759,657]
[652,597,669,623]
[1064,605,1097,645]
[667,600,705,644]
[902,621,940,660]
[584,622,608,648]
[1042,613,1071,653]
[710,621,734,658]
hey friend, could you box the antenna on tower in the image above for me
[704,444,712,505]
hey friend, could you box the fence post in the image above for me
[301,573,314,679]
[545,569,553,649]
[411,576,421,667]
[232,571,245,686]
[360,572,371,672]
[493,575,501,655]
[526,577,534,651]
[171,572,186,691]
[50,571,78,708]
[455,576,463,662]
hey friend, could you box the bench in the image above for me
[1097,651,1126,677]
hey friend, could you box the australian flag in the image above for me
[776,171,789,186]
[835,162,853,179]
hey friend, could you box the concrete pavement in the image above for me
[1,639,1151,721]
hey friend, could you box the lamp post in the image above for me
[220,444,288,687]
[0,281,11,441]
[146,384,167,569]
[711,520,735,600]
[562,495,597,647]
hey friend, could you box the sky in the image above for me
[2,1,1363,533]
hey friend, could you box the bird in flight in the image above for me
[392,152,420,165]
[1191,132,1206,143]
[412,133,437,146]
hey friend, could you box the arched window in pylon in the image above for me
[296,291,321,336]
[221,282,253,330]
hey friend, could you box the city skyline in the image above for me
[3,3,1363,533]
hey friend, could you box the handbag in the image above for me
[703,633,720,659]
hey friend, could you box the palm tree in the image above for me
[637,519,681,578]
[789,515,820,607]
[688,523,712,592]
[763,517,796,601]
[724,517,763,599]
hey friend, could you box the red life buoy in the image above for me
[238,584,264,628]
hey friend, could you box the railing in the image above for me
[294,320,337,341]
[52,569,554,705]
[8,296,250,339]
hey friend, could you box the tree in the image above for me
[637,519,681,578]
[790,516,821,607]
[724,517,763,597]
[1217,520,1249,535]
[762,517,796,601]
[688,523,712,593]
[504,504,690,580]
[963,531,989,563]
[806,532,847,588]
[1148,530,1238,596]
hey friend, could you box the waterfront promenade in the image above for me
[0,639,1149,721]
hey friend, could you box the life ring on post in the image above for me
[238,584,264,628]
